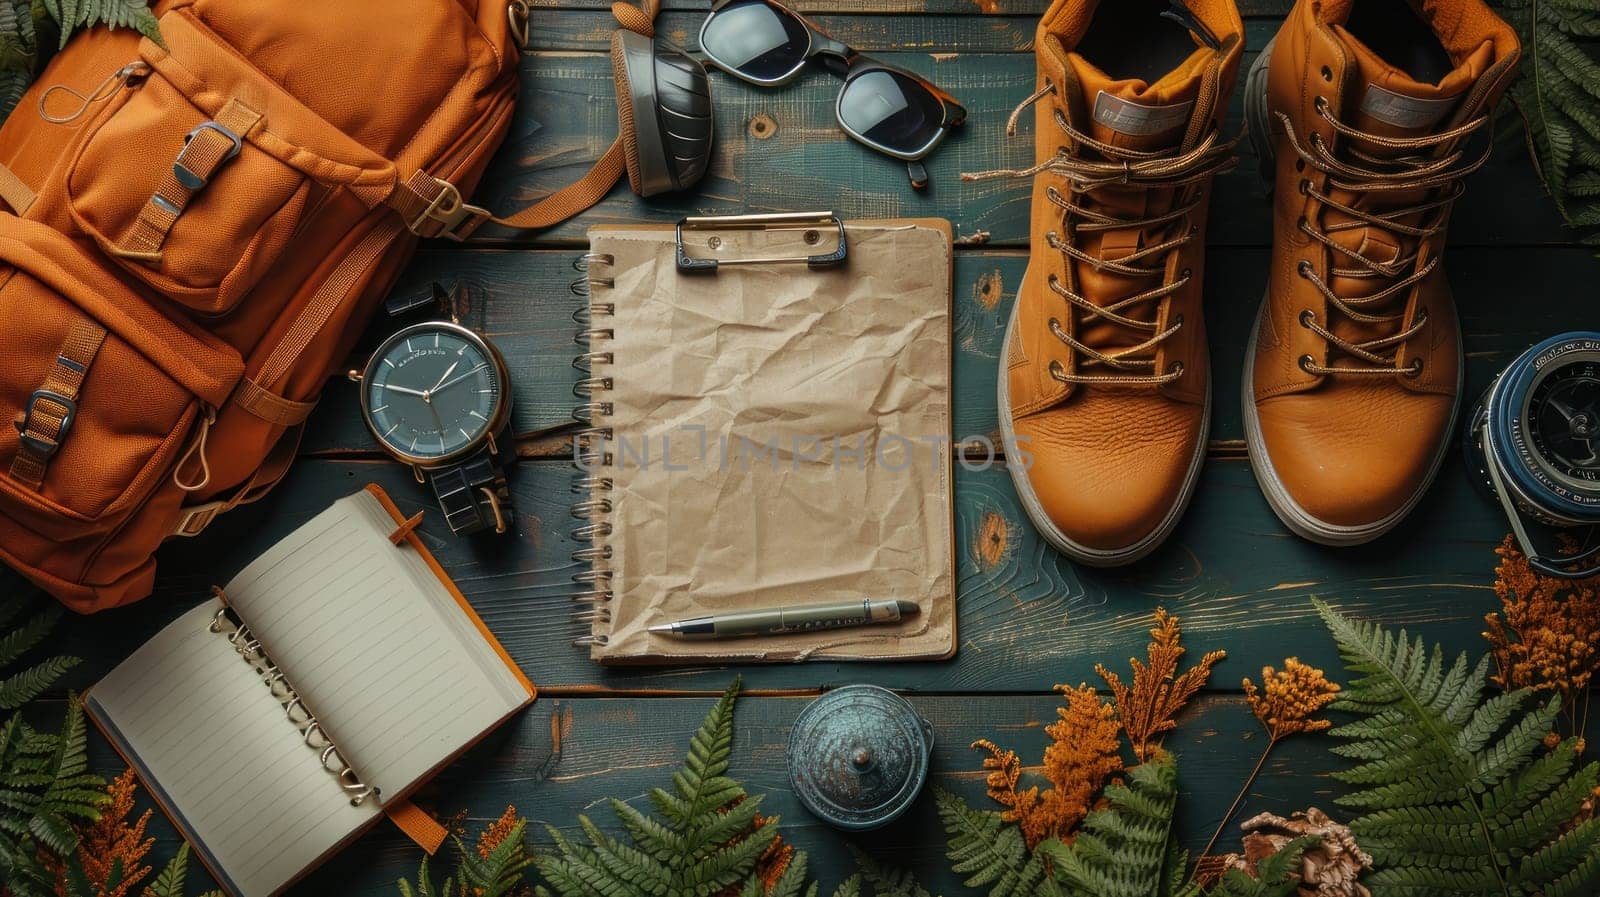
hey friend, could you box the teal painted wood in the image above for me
[465,42,1568,248]
[532,0,1297,16]
[300,246,1600,457]
[41,449,1522,697]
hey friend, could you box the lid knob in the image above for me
[785,685,934,831]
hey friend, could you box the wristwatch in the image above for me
[350,319,515,535]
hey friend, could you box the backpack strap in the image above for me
[113,100,262,261]
[390,0,659,241]
[12,318,107,490]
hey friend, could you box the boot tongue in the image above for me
[1319,28,1495,355]
[1334,26,1494,147]
[1064,49,1208,153]
[1056,48,1212,372]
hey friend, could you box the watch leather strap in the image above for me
[428,445,511,535]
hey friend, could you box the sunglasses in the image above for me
[698,0,967,189]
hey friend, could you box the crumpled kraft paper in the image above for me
[584,219,955,664]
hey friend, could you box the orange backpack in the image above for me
[0,0,539,611]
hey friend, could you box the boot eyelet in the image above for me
[1046,185,1061,203]
[1295,159,1306,173]
[1048,273,1060,288]
[1298,179,1311,195]
[1405,358,1424,378]
[1297,259,1313,278]
[1320,66,1332,82]
[1299,309,1315,328]
[1181,267,1193,280]
[1299,354,1317,373]
[1189,224,1199,237]
[1048,316,1061,331]
[1168,361,1185,376]
[1416,306,1429,323]
[1172,314,1185,327]
[1049,360,1066,380]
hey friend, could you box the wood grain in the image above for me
[464,42,1567,248]
[40,450,1521,697]
[300,246,1600,457]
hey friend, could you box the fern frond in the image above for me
[1316,600,1600,896]
[848,844,935,897]
[142,843,191,897]
[39,0,158,49]
[1044,753,1181,897]
[934,787,1057,897]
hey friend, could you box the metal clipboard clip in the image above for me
[675,212,848,275]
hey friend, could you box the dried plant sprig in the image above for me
[1203,659,1341,862]
[49,767,155,897]
[1097,607,1225,761]
[1244,658,1341,741]
[478,805,520,859]
[971,684,1123,849]
[1482,536,1600,741]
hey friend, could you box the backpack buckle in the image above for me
[174,121,243,191]
[410,178,491,241]
[15,389,77,460]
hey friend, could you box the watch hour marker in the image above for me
[434,333,440,348]
[383,423,400,437]
[408,436,418,452]
[468,410,488,421]
[382,358,395,368]
[372,404,388,413]
[459,428,472,440]
[406,339,413,353]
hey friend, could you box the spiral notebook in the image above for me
[570,216,956,664]
[84,485,535,897]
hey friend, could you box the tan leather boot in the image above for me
[991,0,1243,565]
[1244,0,1520,545]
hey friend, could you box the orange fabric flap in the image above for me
[386,798,447,855]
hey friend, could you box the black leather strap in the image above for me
[427,445,512,535]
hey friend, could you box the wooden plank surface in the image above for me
[10,0,1596,894]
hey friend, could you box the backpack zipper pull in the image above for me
[174,406,216,493]
[38,61,152,125]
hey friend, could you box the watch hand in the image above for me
[378,383,428,398]
[431,361,460,393]
[433,363,489,394]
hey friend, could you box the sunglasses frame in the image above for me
[699,0,967,163]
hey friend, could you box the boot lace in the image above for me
[966,81,1237,387]
[1277,101,1490,377]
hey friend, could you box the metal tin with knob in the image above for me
[1464,332,1600,577]
[785,685,934,831]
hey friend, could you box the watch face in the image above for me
[362,324,506,463]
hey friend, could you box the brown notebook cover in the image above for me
[574,219,957,664]
[85,484,534,897]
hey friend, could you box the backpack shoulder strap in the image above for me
[390,0,659,240]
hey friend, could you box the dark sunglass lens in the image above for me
[702,0,810,82]
[837,70,945,156]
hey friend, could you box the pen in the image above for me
[648,599,920,638]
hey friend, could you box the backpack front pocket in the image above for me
[0,220,243,534]
[64,9,398,315]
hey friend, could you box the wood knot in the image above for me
[748,113,778,139]
[974,270,1004,311]
[975,511,1010,570]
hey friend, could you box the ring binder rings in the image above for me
[207,595,376,807]
[83,486,536,897]
[566,218,958,664]
[571,251,615,649]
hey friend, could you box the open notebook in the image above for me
[85,485,535,897]
[570,218,956,663]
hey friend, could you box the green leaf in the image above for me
[1315,599,1600,896]
[1047,754,1181,897]
[39,0,160,49]
[142,843,191,897]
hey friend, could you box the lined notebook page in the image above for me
[224,489,529,802]
[87,600,378,897]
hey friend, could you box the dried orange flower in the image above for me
[1098,607,1225,761]
[53,768,154,897]
[972,684,1123,849]
[1483,536,1600,705]
[1244,658,1340,742]
[477,805,520,858]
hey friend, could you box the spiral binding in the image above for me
[207,590,378,806]
[570,253,615,647]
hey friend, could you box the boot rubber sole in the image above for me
[997,278,1211,567]
[1239,37,1463,546]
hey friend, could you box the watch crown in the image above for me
[346,369,363,383]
